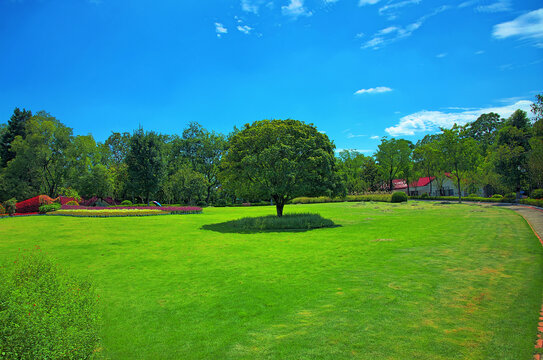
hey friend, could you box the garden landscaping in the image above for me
[0,201,542,359]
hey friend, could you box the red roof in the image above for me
[392,179,407,190]
[410,176,436,188]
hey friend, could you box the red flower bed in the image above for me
[16,196,55,214]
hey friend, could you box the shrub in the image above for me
[3,198,17,216]
[520,198,543,208]
[503,193,517,202]
[391,192,408,203]
[0,204,5,215]
[214,199,227,207]
[202,213,336,233]
[491,194,503,199]
[531,189,543,200]
[58,187,82,202]
[66,200,79,206]
[38,203,61,214]
[197,200,207,207]
[420,193,429,199]
[121,200,133,206]
[0,249,100,359]
[468,193,478,198]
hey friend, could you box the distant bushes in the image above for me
[121,200,133,206]
[3,198,17,215]
[391,192,408,203]
[531,189,543,200]
[290,194,392,204]
[520,198,543,208]
[491,194,503,199]
[409,195,505,202]
[0,249,100,359]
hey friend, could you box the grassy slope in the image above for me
[0,202,541,359]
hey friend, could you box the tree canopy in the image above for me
[220,119,340,216]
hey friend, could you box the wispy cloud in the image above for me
[359,0,382,6]
[241,0,272,14]
[436,53,447,58]
[493,8,543,47]
[347,133,367,138]
[475,50,485,55]
[237,25,253,34]
[379,0,421,20]
[370,135,380,140]
[361,6,449,49]
[282,0,312,18]
[477,0,511,13]
[354,86,393,95]
[385,100,533,136]
[215,22,228,38]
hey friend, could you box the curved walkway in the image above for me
[502,206,543,360]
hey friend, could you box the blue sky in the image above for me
[1,0,542,154]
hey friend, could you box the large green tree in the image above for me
[439,125,479,202]
[126,128,165,204]
[220,119,340,216]
[375,138,412,192]
[0,108,32,167]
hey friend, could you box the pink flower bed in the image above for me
[61,205,202,214]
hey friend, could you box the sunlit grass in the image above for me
[0,201,541,359]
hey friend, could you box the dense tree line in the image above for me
[0,94,541,205]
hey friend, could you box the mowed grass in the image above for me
[0,202,542,359]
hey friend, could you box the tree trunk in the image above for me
[276,202,284,217]
[273,195,285,217]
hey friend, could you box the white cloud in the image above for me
[493,8,543,46]
[385,100,533,136]
[354,86,393,95]
[370,135,380,140]
[241,0,272,13]
[475,50,485,55]
[477,0,511,13]
[355,32,365,38]
[379,0,421,20]
[215,22,228,38]
[459,0,478,8]
[359,0,382,6]
[237,25,253,34]
[324,0,339,3]
[347,133,366,138]
[361,6,448,49]
[282,0,312,18]
[436,52,447,58]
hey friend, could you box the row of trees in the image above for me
[337,95,543,199]
[0,94,541,208]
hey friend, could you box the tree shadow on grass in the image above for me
[201,213,341,234]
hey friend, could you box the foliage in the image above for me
[162,165,207,205]
[203,213,336,232]
[0,249,100,359]
[0,107,32,167]
[503,193,517,202]
[121,200,133,206]
[15,195,55,214]
[408,195,505,203]
[126,128,165,204]
[375,138,413,192]
[290,194,393,204]
[220,119,341,216]
[519,198,543,207]
[58,187,82,202]
[391,191,408,203]
[491,194,503,199]
[336,150,381,193]
[66,200,79,206]
[0,204,4,215]
[530,189,543,199]
[38,203,61,214]
[3,198,16,215]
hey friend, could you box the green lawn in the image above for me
[1,202,542,359]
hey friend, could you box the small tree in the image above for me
[220,119,340,216]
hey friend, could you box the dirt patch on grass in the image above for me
[373,238,395,242]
